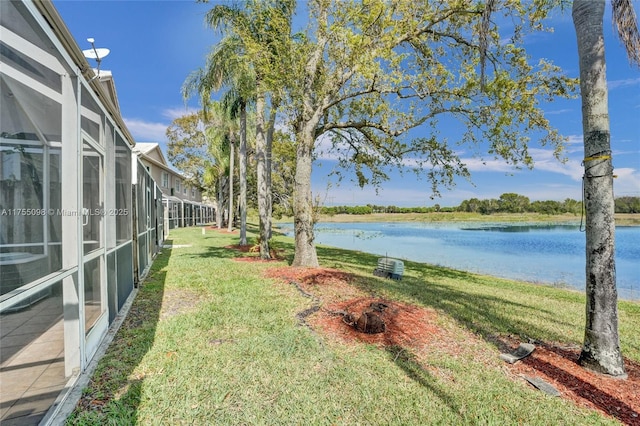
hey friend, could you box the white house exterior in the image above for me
[0,1,164,424]
[133,142,214,230]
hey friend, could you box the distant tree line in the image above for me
[320,194,640,215]
[457,193,581,215]
[615,196,640,213]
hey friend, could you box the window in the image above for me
[183,185,187,195]
[191,187,195,197]
[175,179,180,193]
[161,172,168,188]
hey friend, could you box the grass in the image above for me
[66,225,639,425]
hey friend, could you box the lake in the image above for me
[279,222,640,301]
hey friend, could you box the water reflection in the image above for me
[279,222,639,301]
[461,224,581,233]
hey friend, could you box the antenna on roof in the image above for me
[82,37,110,80]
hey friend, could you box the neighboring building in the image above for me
[133,143,213,230]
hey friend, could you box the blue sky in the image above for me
[54,0,639,208]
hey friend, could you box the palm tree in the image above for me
[197,0,295,259]
[203,131,230,230]
[223,90,249,243]
[204,101,238,231]
[572,0,639,377]
[184,34,253,244]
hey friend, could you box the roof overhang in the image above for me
[33,0,136,147]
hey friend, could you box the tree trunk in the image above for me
[265,101,278,240]
[572,0,626,378]
[239,102,247,245]
[291,126,319,267]
[227,140,235,232]
[255,82,271,258]
[216,178,224,229]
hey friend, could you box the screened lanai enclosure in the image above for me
[0,1,211,424]
[164,196,215,230]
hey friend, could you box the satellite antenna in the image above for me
[82,37,110,80]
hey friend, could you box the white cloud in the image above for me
[124,118,169,142]
[313,185,442,207]
[545,108,573,115]
[162,106,199,120]
[313,133,343,161]
[460,157,517,173]
[124,107,202,143]
[608,77,640,90]
[519,183,582,202]
[614,168,640,196]
[527,148,583,180]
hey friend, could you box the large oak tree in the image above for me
[284,0,576,267]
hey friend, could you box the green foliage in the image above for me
[314,196,640,216]
[285,0,578,194]
[615,196,640,213]
[270,130,297,217]
[165,113,214,190]
[458,193,585,215]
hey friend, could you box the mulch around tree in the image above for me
[206,226,238,233]
[227,244,286,262]
[263,265,640,426]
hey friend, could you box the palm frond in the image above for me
[612,0,640,66]
[206,4,249,33]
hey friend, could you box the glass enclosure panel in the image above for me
[1,73,62,297]
[0,281,66,425]
[138,233,148,274]
[115,134,131,244]
[80,116,100,142]
[136,166,147,234]
[83,256,103,335]
[82,141,102,255]
[116,243,134,310]
[0,42,62,93]
[80,86,101,142]
[0,1,59,60]
[107,251,116,324]
[155,186,164,246]
[1,73,62,143]
[148,187,154,233]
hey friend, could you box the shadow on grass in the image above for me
[67,239,173,424]
[191,232,297,264]
[314,245,577,345]
[385,345,463,420]
[518,346,640,424]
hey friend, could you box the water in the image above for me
[279,222,640,301]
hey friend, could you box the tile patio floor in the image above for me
[1,295,68,426]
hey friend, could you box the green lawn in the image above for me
[66,225,639,425]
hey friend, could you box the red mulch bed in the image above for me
[225,244,253,253]
[226,244,285,262]
[263,265,640,425]
[206,226,238,234]
[500,336,640,425]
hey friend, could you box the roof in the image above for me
[133,142,160,155]
[33,1,135,147]
[133,142,170,166]
[96,70,121,115]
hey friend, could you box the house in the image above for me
[132,142,214,230]
[0,1,165,424]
